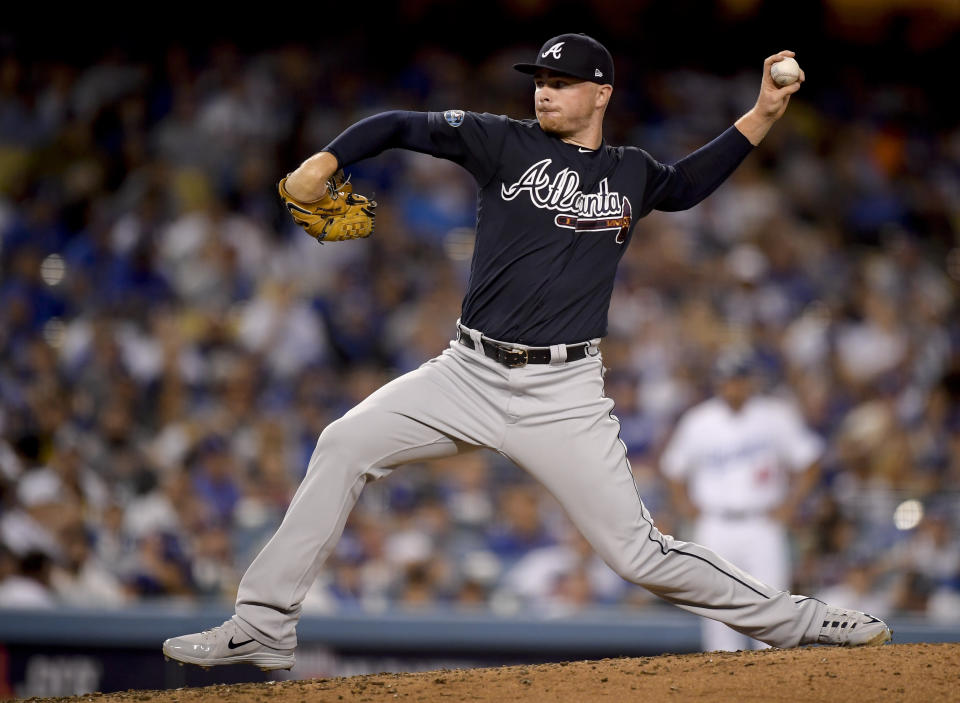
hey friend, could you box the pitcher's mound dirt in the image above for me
[16,643,960,703]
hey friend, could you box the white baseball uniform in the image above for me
[661,394,824,651]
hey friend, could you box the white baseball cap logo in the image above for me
[541,42,565,59]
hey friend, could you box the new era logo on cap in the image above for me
[514,33,614,86]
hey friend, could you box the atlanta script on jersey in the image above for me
[501,160,632,244]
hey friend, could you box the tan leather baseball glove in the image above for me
[278,171,377,242]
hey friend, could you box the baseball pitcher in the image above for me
[164,34,890,671]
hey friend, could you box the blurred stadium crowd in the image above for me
[1,36,959,625]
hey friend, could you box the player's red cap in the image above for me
[514,33,614,86]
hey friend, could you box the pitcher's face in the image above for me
[533,69,607,138]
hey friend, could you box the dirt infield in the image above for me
[10,643,959,703]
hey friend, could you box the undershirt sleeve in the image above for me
[323,110,508,185]
[322,111,435,167]
[638,126,755,215]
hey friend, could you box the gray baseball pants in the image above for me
[234,324,827,649]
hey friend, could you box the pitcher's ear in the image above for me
[596,84,613,110]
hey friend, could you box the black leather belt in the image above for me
[458,334,589,368]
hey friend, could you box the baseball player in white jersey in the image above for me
[163,34,890,671]
[662,348,824,652]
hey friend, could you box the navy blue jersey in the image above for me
[324,110,753,346]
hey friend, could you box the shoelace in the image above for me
[819,608,865,641]
[199,624,226,639]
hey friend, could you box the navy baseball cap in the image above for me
[514,33,614,85]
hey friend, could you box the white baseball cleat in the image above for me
[817,606,892,647]
[162,619,295,671]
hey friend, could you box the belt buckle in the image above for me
[501,347,528,368]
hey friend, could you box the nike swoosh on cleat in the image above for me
[227,637,255,649]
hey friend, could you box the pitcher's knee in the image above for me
[599,545,649,584]
[310,416,372,471]
[601,534,676,587]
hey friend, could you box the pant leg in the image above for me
[739,517,791,650]
[739,518,791,591]
[695,517,791,651]
[702,613,751,651]
[499,354,825,649]
[694,518,752,652]
[235,344,509,647]
[696,517,793,650]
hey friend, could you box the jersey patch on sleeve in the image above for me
[443,109,465,127]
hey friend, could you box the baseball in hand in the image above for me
[770,57,801,87]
